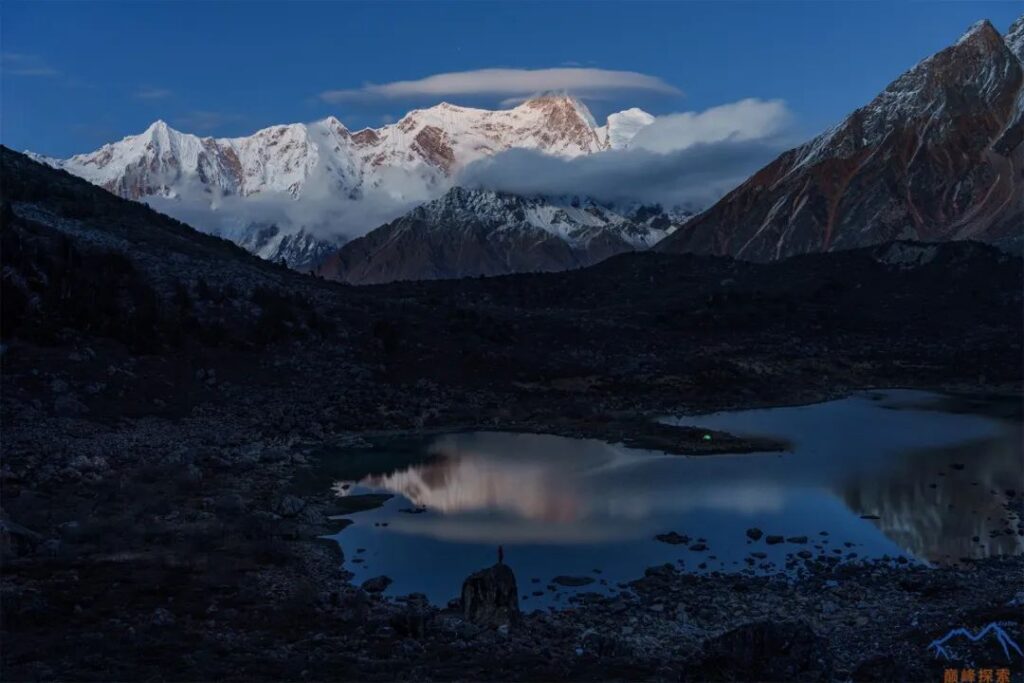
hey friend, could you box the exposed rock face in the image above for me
[658,19,1024,260]
[234,224,342,271]
[1007,15,1024,62]
[461,563,520,628]
[317,187,687,284]
[515,95,605,155]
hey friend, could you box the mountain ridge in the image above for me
[316,186,690,284]
[656,17,1024,259]
[27,95,658,268]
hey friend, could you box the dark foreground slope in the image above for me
[2,148,1022,681]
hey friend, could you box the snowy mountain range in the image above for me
[27,16,1023,277]
[29,95,664,269]
[658,17,1024,259]
[317,187,690,284]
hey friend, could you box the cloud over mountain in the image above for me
[31,94,793,267]
[458,98,794,208]
[320,67,680,102]
[629,98,791,153]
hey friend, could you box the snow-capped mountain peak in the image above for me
[791,15,1018,173]
[318,115,346,130]
[956,18,997,45]
[317,186,689,284]
[1005,15,1024,62]
[658,16,1024,261]
[28,96,665,269]
[599,107,656,149]
[145,118,170,136]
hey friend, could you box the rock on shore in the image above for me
[461,563,520,628]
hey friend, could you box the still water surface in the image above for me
[322,390,1022,606]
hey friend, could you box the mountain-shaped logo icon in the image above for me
[927,623,1023,661]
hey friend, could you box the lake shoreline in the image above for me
[3,362,1021,679]
[5,149,1023,680]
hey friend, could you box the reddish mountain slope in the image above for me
[657,19,1024,260]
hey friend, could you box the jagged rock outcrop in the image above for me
[234,225,342,272]
[461,563,520,628]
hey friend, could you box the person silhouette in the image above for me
[498,545,504,564]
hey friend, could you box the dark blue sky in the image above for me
[4,1,1020,157]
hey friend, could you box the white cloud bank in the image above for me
[321,67,680,102]
[458,98,793,209]
[629,98,791,153]
[146,158,438,244]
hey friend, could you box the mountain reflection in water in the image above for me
[841,435,1024,562]
[327,390,1022,602]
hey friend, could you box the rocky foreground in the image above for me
[3,385,1023,681]
[2,149,1023,680]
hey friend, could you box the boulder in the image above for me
[655,531,690,545]
[53,394,88,416]
[390,595,430,638]
[644,563,677,579]
[150,607,176,627]
[461,563,520,628]
[274,494,307,518]
[0,517,43,558]
[552,575,595,587]
[694,620,830,681]
[361,576,392,594]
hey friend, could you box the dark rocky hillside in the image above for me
[2,147,1022,681]
[7,146,1019,411]
[2,148,340,347]
[2,145,1021,428]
